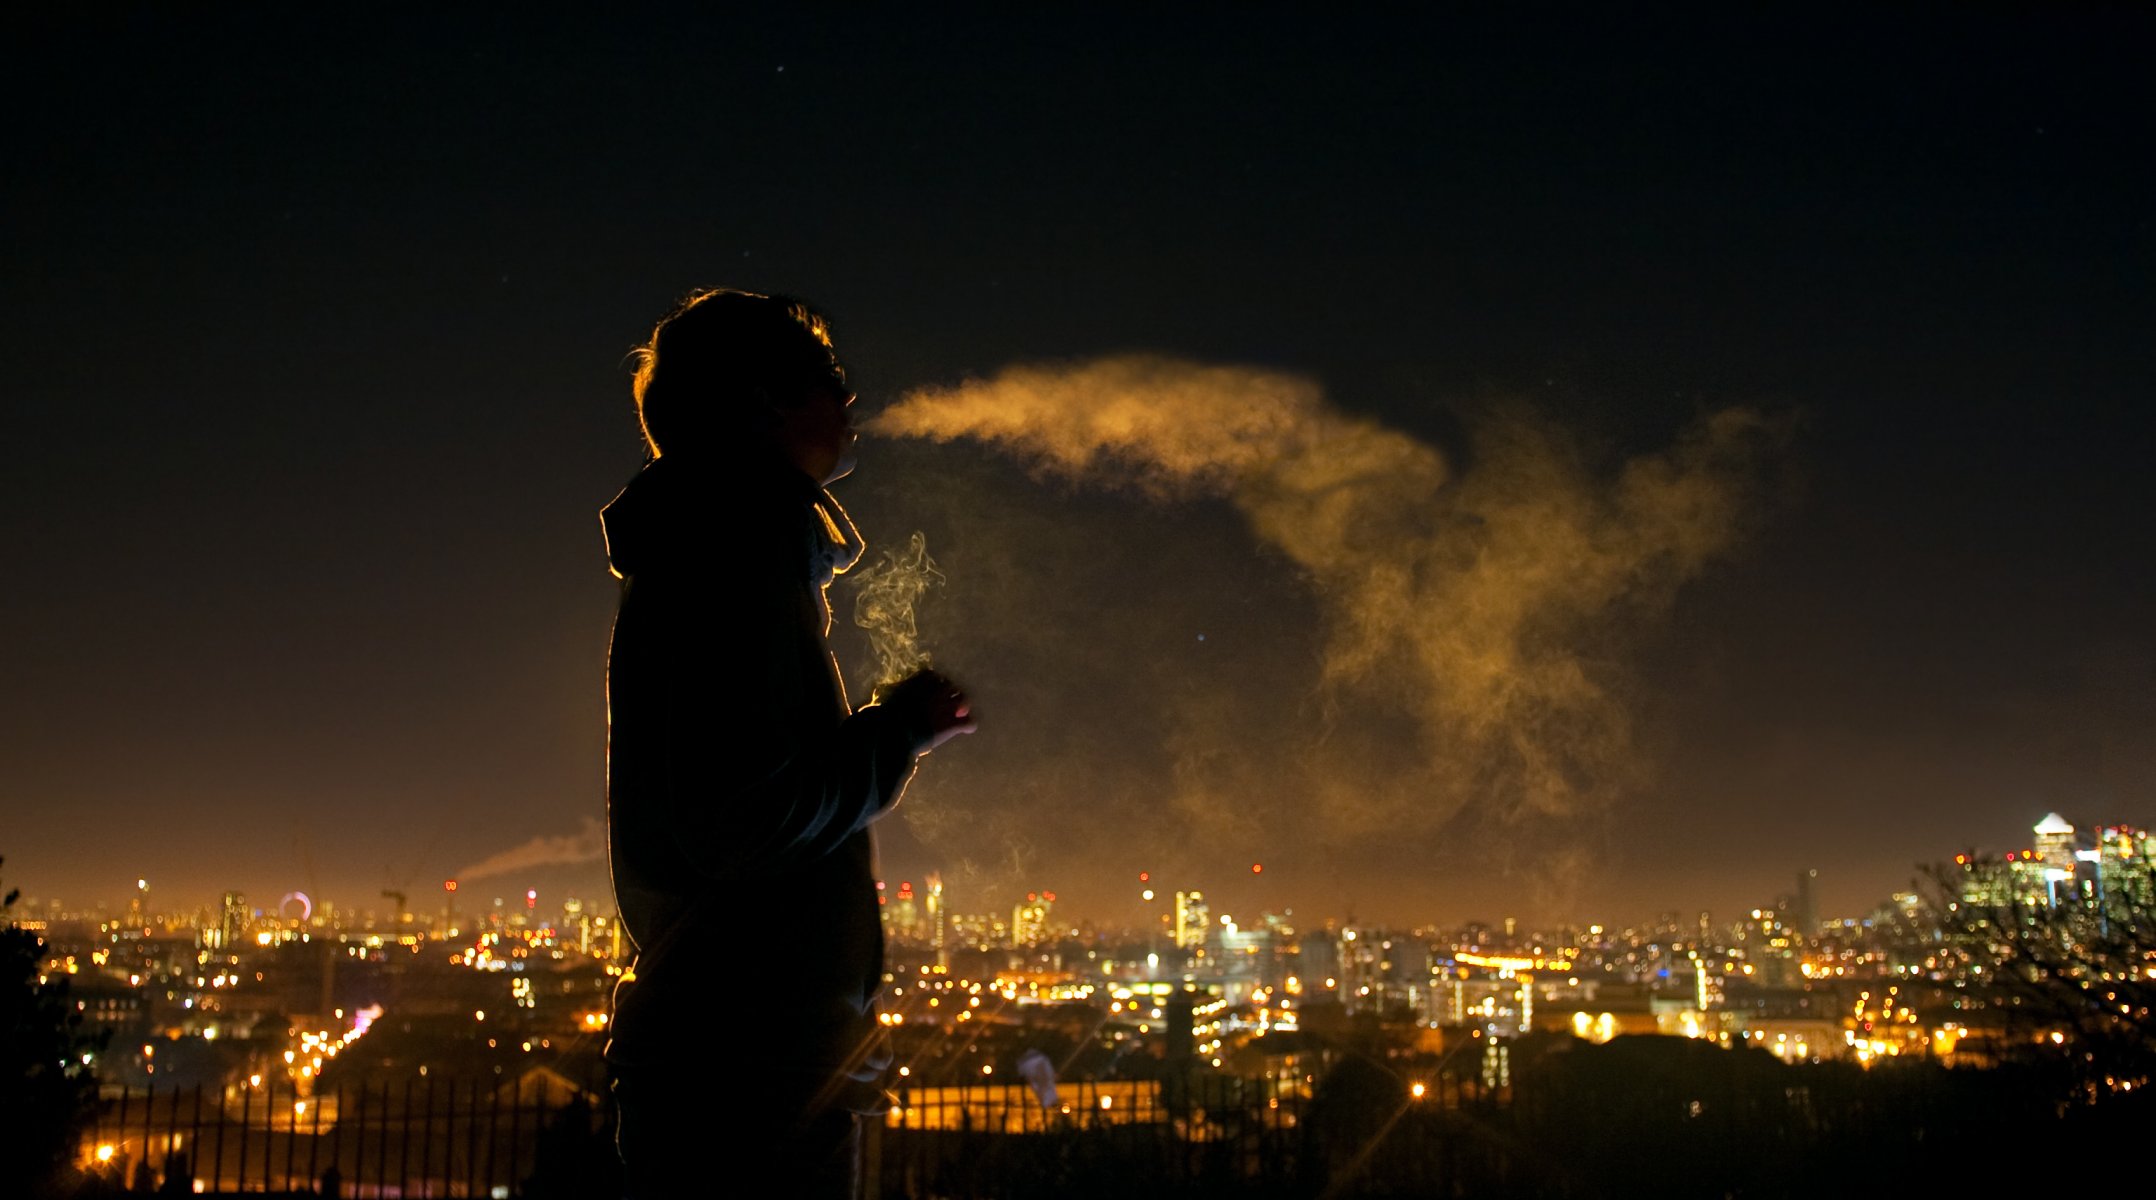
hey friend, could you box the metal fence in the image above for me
[77,1068,1481,1198]
[80,1058,2152,1199]
[79,1073,603,1198]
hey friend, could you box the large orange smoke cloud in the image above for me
[872,355,1773,868]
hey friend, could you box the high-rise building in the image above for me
[2094,824,2154,927]
[210,891,248,951]
[1956,858,2013,908]
[1012,891,1054,947]
[886,880,921,942]
[2006,854,2052,909]
[1174,891,1210,951]
[563,897,587,952]
[1794,869,1819,940]
[926,874,947,971]
[1745,907,1798,987]
[2033,813,2079,906]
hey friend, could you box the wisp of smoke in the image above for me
[453,816,605,882]
[873,355,1772,857]
[849,531,945,690]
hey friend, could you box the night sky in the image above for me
[5,10,2151,929]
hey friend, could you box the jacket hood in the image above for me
[601,455,864,583]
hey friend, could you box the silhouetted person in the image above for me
[602,289,974,1198]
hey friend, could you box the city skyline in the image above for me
[27,797,2150,1196]
[16,809,2142,941]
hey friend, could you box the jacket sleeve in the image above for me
[712,696,924,871]
[655,537,927,879]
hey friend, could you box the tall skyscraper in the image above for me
[2034,813,2077,872]
[1794,869,1819,939]
[563,896,587,952]
[926,873,947,971]
[213,891,248,951]
[2094,825,2154,929]
[2034,813,2078,906]
[888,880,920,942]
[1174,890,1210,951]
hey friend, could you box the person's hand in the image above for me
[880,668,977,754]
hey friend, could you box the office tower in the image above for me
[2034,812,2077,872]
[1174,890,1210,951]
[214,891,248,951]
[1012,891,1053,947]
[927,874,947,971]
[2033,813,2078,906]
[2094,825,2154,928]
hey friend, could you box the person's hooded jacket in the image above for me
[600,453,927,1093]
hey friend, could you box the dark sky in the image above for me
[4,10,2151,928]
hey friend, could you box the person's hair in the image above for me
[629,288,845,459]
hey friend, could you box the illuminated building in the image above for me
[1955,858,2013,908]
[1173,891,1209,951]
[207,891,248,952]
[1215,913,1287,993]
[886,880,921,942]
[949,910,1009,950]
[562,896,586,953]
[2090,824,2153,933]
[2034,812,2076,873]
[1743,908,1798,987]
[927,874,947,971]
[1297,929,1340,1001]
[1012,892,1054,948]
[2033,812,2079,906]
[1331,927,1430,1018]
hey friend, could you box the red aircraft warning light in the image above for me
[1252,863,1264,874]
[444,880,458,893]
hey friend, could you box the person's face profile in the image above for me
[780,377,857,484]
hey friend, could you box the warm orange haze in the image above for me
[7,6,2155,1198]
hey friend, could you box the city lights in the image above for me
[18,809,2153,1196]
